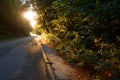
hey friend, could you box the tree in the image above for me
[30,0,120,79]
[0,0,31,39]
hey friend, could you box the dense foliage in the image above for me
[0,0,31,40]
[32,0,120,79]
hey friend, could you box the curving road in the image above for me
[0,36,48,80]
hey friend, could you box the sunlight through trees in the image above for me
[0,0,120,79]
[0,0,31,40]
[23,10,38,27]
[29,0,120,79]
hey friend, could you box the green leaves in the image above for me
[30,0,120,79]
[49,0,120,79]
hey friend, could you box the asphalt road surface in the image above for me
[0,36,48,80]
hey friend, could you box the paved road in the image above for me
[0,36,48,80]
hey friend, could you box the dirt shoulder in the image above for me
[42,44,93,80]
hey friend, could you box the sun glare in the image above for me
[23,10,38,27]
[23,11,37,20]
[30,20,37,27]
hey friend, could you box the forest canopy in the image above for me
[0,0,31,40]
[31,0,120,79]
[0,0,119,79]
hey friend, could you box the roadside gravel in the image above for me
[42,44,92,80]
